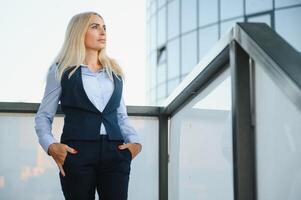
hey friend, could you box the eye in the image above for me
[92,26,97,29]
[103,26,106,31]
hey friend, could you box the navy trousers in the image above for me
[59,135,132,200]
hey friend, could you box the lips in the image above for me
[98,39,106,42]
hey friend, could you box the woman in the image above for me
[34,11,142,200]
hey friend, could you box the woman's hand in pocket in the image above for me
[48,142,78,177]
[118,143,142,160]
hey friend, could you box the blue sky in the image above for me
[0,0,146,105]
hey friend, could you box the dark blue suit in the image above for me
[58,66,132,200]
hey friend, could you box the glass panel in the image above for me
[220,0,244,20]
[254,63,301,200]
[157,63,167,84]
[158,7,167,46]
[146,22,150,56]
[198,25,219,60]
[220,18,244,37]
[275,6,301,51]
[167,38,180,79]
[199,0,218,26]
[167,78,180,96]
[167,0,180,40]
[158,48,167,65]
[246,0,273,15]
[157,83,166,99]
[150,52,157,89]
[181,31,198,75]
[147,0,151,8]
[181,0,197,33]
[157,98,165,105]
[150,89,156,104]
[0,113,159,200]
[147,8,150,22]
[275,0,301,8]
[158,0,167,8]
[146,58,151,92]
[247,14,271,27]
[150,15,157,51]
[150,1,157,16]
[169,68,234,200]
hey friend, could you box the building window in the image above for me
[198,25,218,61]
[181,0,197,33]
[220,17,244,37]
[275,6,301,51]
[275,0,301,9]
[220,0,244,20]
[167,38,180,79]
[181,31,198,75]
[167,0,180,40]
[158,7,167,46]
[157,46,167,85]
[198,0,218,27]
[247,14,272,27]
[246,0,273,15]
[167,77,180,96]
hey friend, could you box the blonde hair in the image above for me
[51,11,125,82]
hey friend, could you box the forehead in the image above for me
[89,15,105,24]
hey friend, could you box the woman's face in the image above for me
[84,15,106,51]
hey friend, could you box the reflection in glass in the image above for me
[198,0,218,26]
[220,0,243,20]
[169,68,233,200]
[181,31,198,75]
[275,7,301,51]
[198,25,218,60]
[167,0,180,40]
[181,0,197,33]
[246,0,273,15]
[167,38,180,79]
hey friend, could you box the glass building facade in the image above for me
[146,0,301,105]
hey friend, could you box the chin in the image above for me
[93,46,105,51]
[98,45,106,50]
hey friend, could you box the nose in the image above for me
[100,27,106,34]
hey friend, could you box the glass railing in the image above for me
[0,105,160,200]
[162,22,301,200]
[1,23,300,200]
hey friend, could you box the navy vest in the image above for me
[59,66,124,142]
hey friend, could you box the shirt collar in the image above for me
[80,63,106,72]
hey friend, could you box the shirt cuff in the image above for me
[125,135,142,145]
[38,134,57,156]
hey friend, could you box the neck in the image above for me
[84,49,103,70]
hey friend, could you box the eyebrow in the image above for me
[89,23,106,27]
